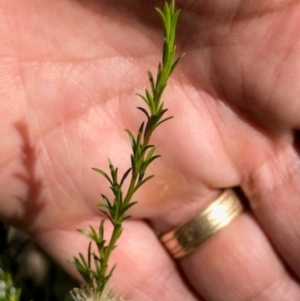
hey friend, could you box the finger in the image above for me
[244,145,300,279]
[33,218,199,301]
[182,213,300,301]
[175,1,300,130]
[157,192,300,301]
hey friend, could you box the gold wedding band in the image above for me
[160,189,244,258]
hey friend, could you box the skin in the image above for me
[1,0,300,300]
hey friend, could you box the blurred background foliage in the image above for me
[0,222,77,301]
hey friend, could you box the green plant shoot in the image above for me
[71,1,183,300]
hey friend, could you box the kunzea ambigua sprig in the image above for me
[71,1,183,300]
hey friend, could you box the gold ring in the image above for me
[160,189,244,258]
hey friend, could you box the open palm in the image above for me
[1,1,300,300]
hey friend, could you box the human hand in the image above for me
[1,1,300,300]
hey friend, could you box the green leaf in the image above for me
[110,184,121,197]
[137,145,156,162]
[87,241,92,268]
[155,8,167,34]
[120,167,132,187]
[137,106,150,120]
[122,215,132,221]
[107,264,116,279]
[77,228,91,238]
[100,194,113,211]
[72,259,88,281]
[130,154,136,174]
[162,39,170,67]
[145,89,154,110]
[136,121,145,149]
[155,115,174,129]
[144,146,157,164]
[108,159,118,185]
[170,54,184,75]
[92,168,113,186]
[156,107,169,121]
[133,175,155,193]
[136,93,149,106]
[140,154,161,174]
[79,253,89,269]
[98,209,114,224]
[119,201,138,216]
[148,70,156,94]
[125,129,136,149]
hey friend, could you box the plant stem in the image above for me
[71,1,183,299]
